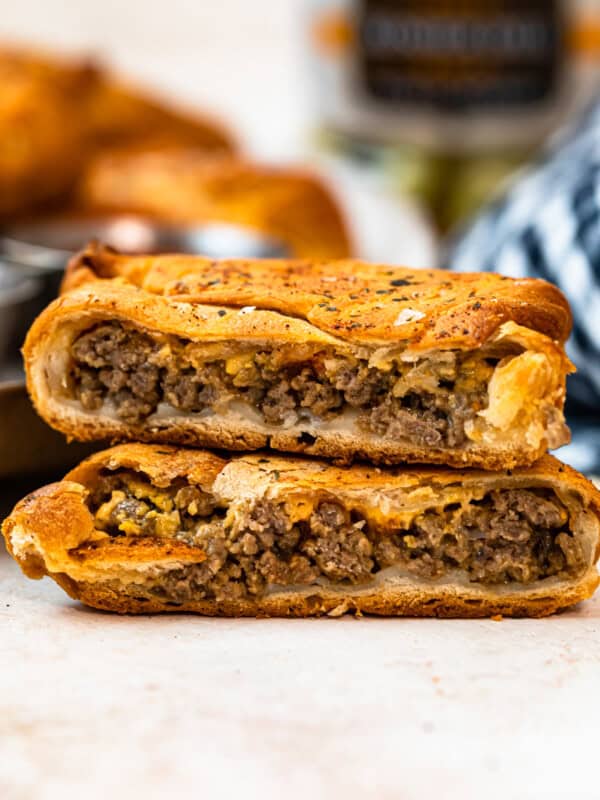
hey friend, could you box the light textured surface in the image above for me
[1,550,600,800]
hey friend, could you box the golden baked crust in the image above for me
[76,149,351,258]
[62,244,572,345]
[3,445,599,618]
[27,246,573,468]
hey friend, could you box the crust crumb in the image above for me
[327,601,350,618]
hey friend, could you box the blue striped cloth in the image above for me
[447,98,600,471]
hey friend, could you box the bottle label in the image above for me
[357,0,563,111]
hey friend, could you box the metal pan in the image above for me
[0,214,288,276]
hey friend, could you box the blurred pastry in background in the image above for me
[0,47,95,218]
[77,148,352,258]
[0,45,234,220]
[84,75,235,156]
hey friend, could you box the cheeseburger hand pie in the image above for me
[26,245,572,470]
[3,445,599,617]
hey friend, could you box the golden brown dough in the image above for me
[61,244,572,344]
[27,245,572,469]
[77,149,351,258]
[3,445,599,618]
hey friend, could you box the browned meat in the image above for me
[87,473,585,604]
[261,381,297,425]
[71,322,491,443]
[300,502,374,582]
[331,363,389,406]
[72,323,161,423]
[162,366,220,412]
[368,396,447,448]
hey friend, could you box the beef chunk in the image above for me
[301,502,374,582]
[290,368,343,418]
[368,396,447,448]
[332,363,390,407]
[162,366,218,412]
[72,323,160,423]
[261,381,298,425]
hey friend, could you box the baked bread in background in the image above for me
[77,148,352,259]
[0,47,95,217]
[84,79,234,155]
[0,45,233,219]
[3,444,599,618]
[24,244,572,470]
[0,45,350,259]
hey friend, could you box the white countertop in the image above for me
[2,549,600,800]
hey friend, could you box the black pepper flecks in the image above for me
[217,310,227,317]
[472,301,482,310]
[390,278,411,287]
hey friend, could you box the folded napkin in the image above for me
[447,98,600,470]
[446,98,600,410]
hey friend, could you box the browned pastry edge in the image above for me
[50,568,600,619]
[61,243,573,347]
[26,417,560,471]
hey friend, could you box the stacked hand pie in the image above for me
[3,246,600,617]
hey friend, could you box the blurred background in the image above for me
[0,0,599,483]
[0,1,309,158]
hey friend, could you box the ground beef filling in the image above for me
[85,472,584,603]
[70,322,497,447]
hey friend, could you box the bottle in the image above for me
[307,0,600,232]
